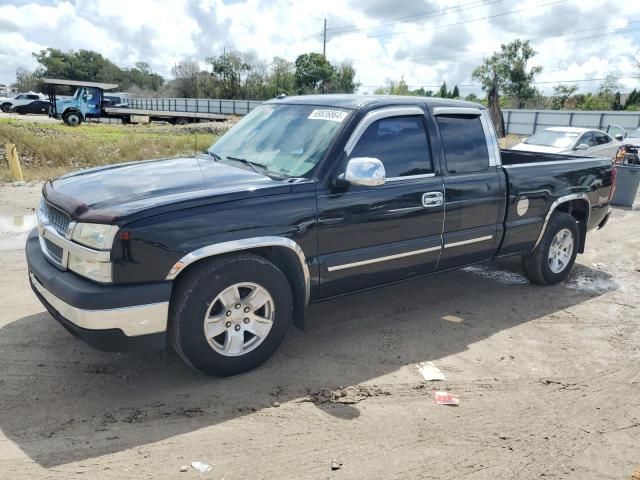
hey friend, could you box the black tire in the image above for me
[1,103,11,113]
[522,212,579,285]
[170,253,292,376]
[16,108,26,115]
[63,111,82,126]
[173,117,189,125]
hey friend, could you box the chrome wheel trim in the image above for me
[548,228,574,274]
[203,282,275,357]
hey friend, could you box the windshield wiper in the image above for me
[225,156,268,176]
[206,151,222,161]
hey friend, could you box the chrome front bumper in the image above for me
[30,273,168,337]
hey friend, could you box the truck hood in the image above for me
[43,156,292,223]
[510,143,568,154]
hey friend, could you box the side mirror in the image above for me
[614,134,624,141]
[340,157,386,187]
[574,143,589,151]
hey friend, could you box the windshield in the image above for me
[208,104,349,177]
[524,130,579,148]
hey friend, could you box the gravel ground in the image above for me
[0,184,638,479]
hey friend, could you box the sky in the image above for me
[0,0,639,96]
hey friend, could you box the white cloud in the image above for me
[0,0,638,95]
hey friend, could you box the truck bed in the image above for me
[500,149,593,165]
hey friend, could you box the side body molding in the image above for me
[533,193,591,249]
[165,236,311,305]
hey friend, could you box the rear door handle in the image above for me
[422,192,443,208]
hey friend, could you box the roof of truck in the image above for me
[42,78,119,90]
[267,94,484,110]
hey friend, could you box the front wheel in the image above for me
[63,111,82,126]
[1,104,11,112]
[170,253,293,376]
[522,212,579,285]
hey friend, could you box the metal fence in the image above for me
[123,97,263,115]
[504,109,640,136]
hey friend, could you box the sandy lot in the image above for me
[0,183,638,479]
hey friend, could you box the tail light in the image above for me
[608,165,617,202]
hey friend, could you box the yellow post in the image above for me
[5,143,25,185]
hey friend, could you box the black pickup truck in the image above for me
[26,95,615,376]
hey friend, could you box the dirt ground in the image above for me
[0,183,638,480]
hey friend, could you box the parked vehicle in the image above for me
[511,126,621,158]
[26,95,615,376]
[12,100,51,115]
[44,78,224,126]
[0,92,46,112]
[609,126,640,165]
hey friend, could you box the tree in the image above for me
[13,68,41,92]
[451,85,460,98]
[268,57,295,96]
[551,84,578,109]
[330,62,359,94]
[472,55,505,137]
[171,60,200,98]
[294,53,334,93]
[207,52,251,99]
[437,81,448,98]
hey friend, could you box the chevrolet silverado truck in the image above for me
[26,95,615,376]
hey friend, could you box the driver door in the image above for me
[316,108,444,298]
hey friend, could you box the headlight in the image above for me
[71,223,118,250]
[68,254,112,283]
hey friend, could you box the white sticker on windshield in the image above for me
[308,109,348,122]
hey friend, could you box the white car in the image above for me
[511,126,621,159]
[0,92,46,112]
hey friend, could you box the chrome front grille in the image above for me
[41,201,71,236]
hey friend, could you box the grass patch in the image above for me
[0,119,230,181]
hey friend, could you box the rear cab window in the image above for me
[436,115,490,173]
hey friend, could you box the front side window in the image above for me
[350,115,432,177]
[437,115,489,173]
[579,132,596,147]
[594,132,611,145]
[209,104,349,178]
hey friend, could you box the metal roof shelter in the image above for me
[42,78,119,90]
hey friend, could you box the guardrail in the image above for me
[123,97,263,116]
[504,109,640,136]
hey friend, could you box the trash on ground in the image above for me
[441,314,464,323]
[416,361,445,381]
[434,391,459,406]
[191,461,213,473]
[331,459,344,470]
[180,465,188,472]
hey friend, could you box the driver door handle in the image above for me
[422,192,443,208]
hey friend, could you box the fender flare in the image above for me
[165,236,311,305]
[533,193,590,249]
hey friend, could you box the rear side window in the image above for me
[350,115,432,177]
[27,94,39,100]
[594,132,611,145]
[437,115,489,173]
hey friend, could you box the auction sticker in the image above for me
[308,109,348,122]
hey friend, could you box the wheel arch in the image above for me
[534,194,590,253]
[166,237,310,329]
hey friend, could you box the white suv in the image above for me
[0,92,46,112]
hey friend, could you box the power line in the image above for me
[359,76,639,90]
[325,0,502,35]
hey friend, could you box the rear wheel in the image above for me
[1,103,11,113]
[63,111,82,126]
[522,212,579,285]
[173,117,190,125]
[170,253,292,376]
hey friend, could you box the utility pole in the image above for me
[323,18,327,57]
